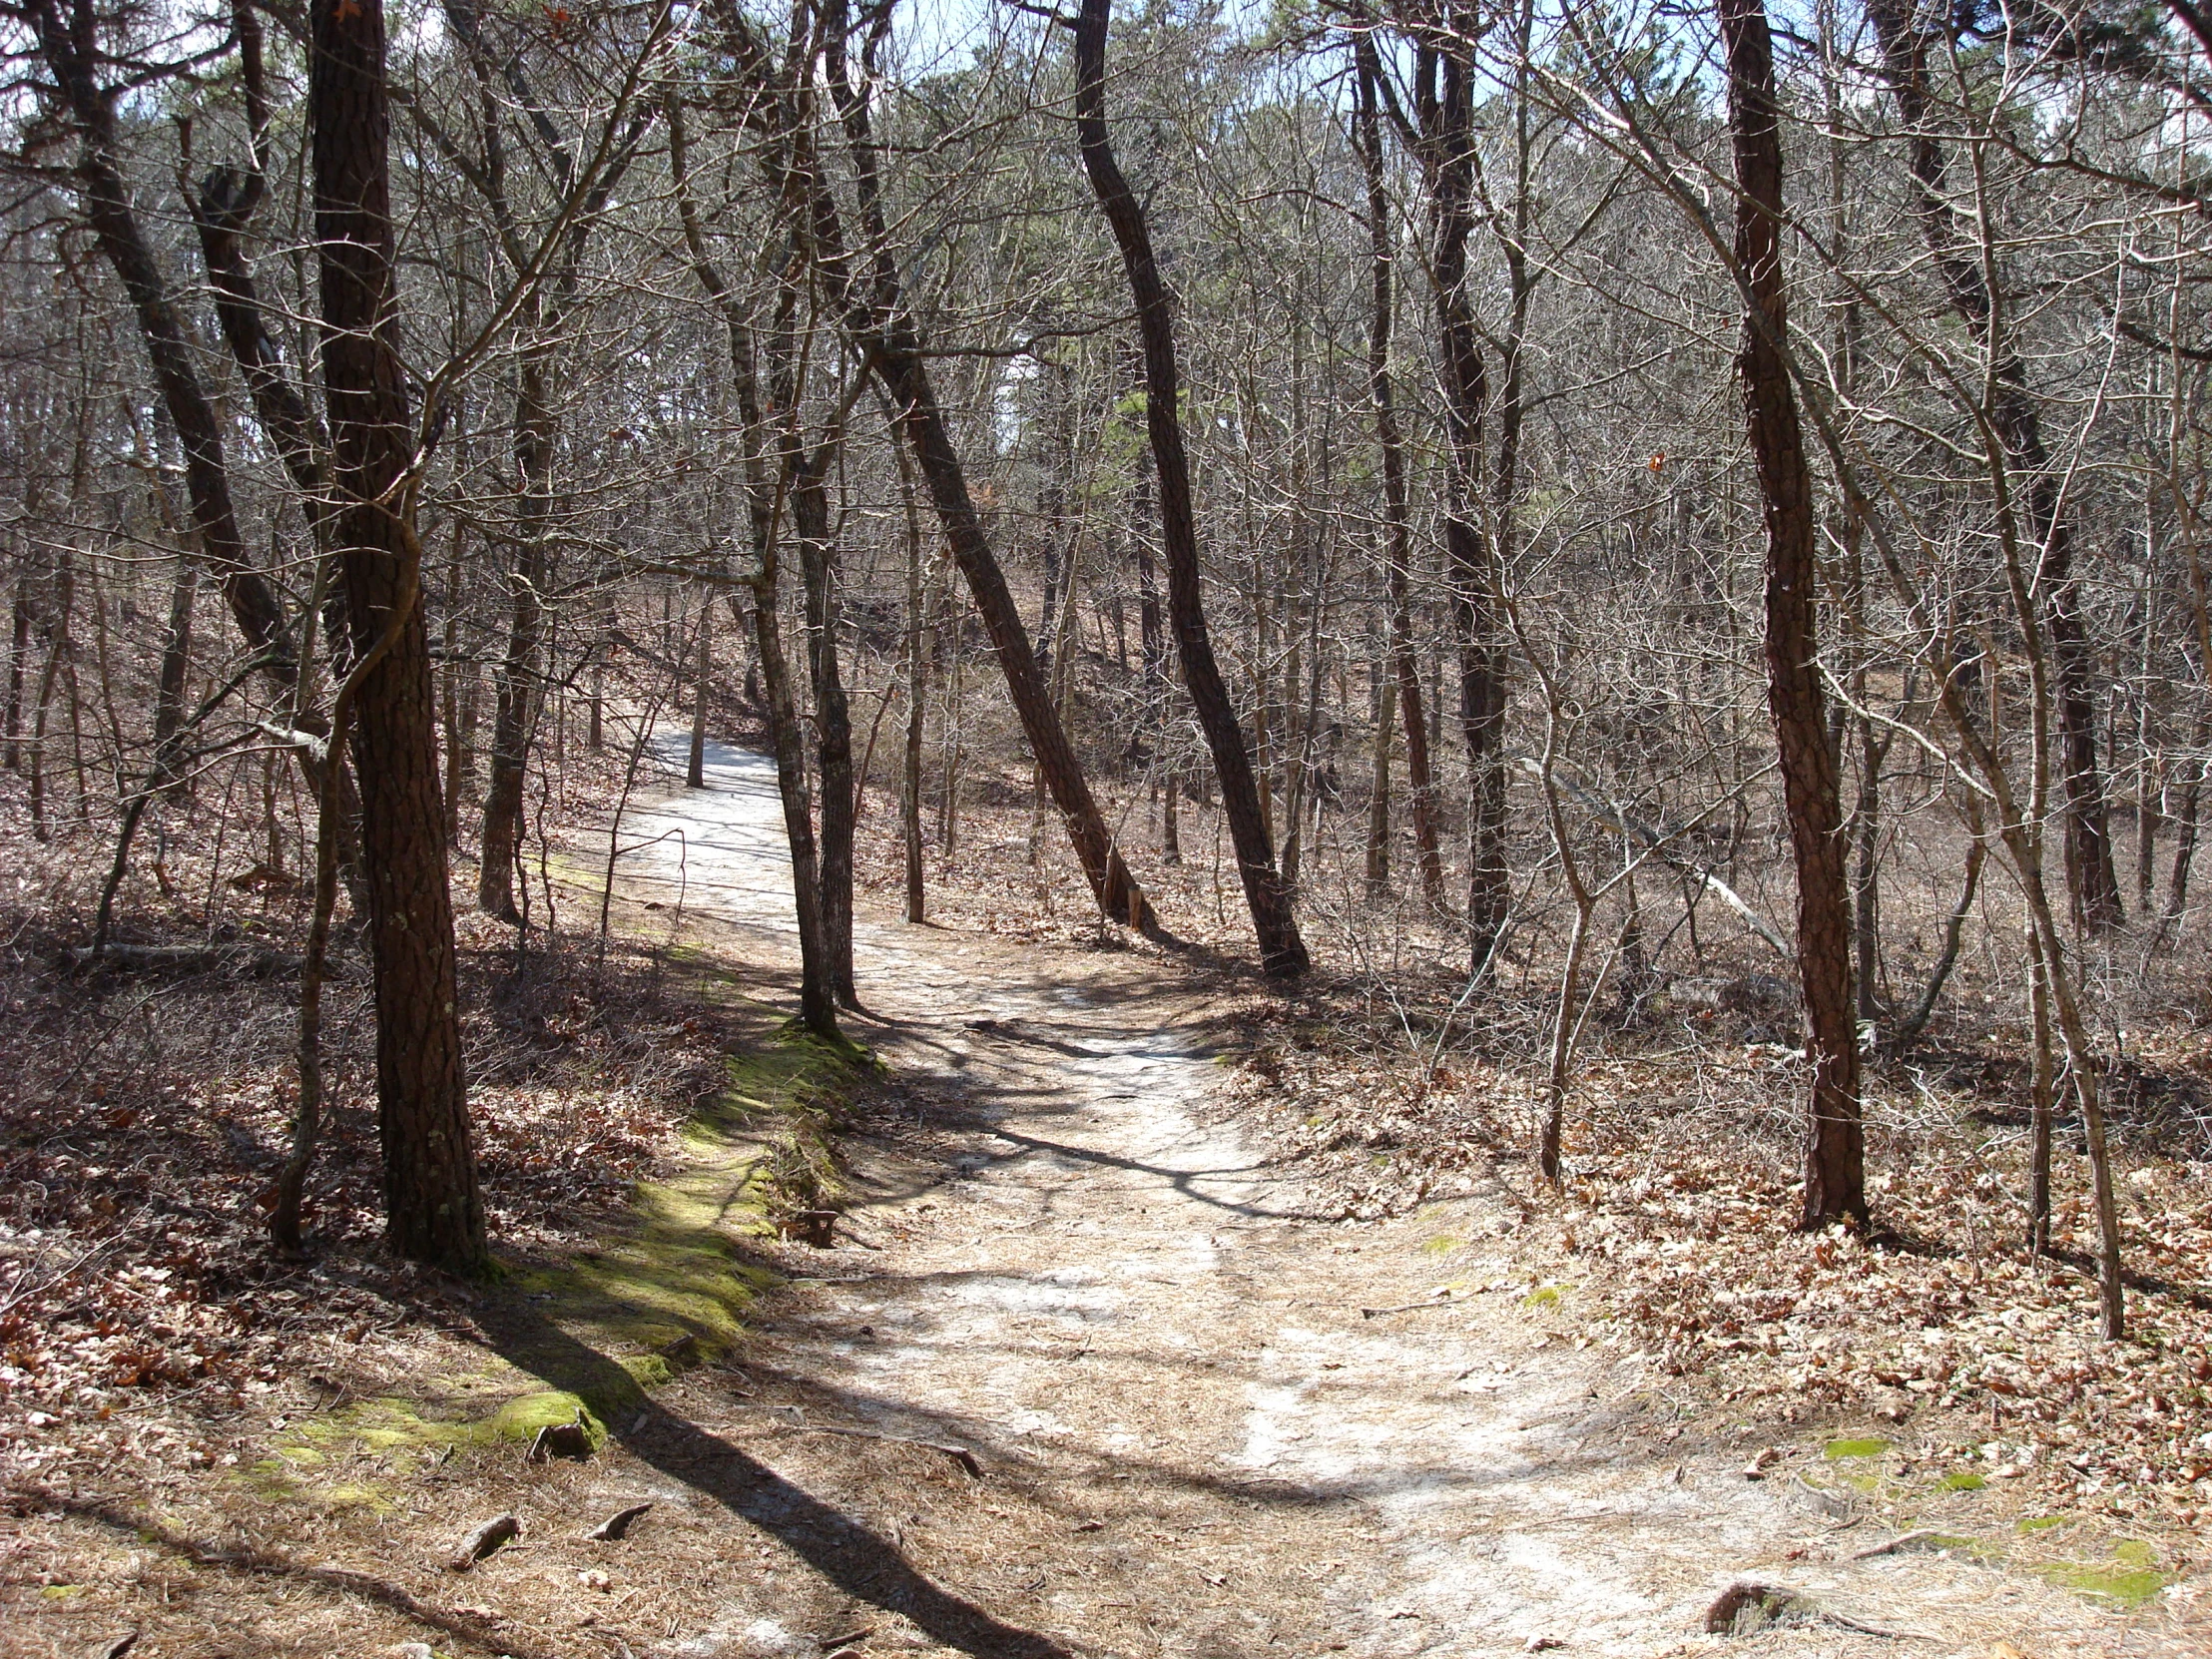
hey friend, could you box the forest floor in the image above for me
[5,737,2207,1657]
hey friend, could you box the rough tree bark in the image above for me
[1719,0,1865,1231]
[309,0,486,1272]
[1074,0,1306,975]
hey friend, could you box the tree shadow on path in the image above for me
[477,1304,1071,1659]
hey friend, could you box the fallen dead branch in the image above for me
[586,1501,655,1541]
[1359,1296,1460,1318]
[801,1424,983,1477]
[449,1512,521,1570]
[64,942,304,976]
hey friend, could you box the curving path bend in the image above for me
[599,740,2147,1659]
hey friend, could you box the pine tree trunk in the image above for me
[309,0,484,1273]
[1719,0,1865,1231]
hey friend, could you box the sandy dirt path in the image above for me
[592,742,2159,1659]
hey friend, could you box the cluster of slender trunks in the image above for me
[35,0,2133,1337]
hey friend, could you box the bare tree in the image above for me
[1075,0,1307,976]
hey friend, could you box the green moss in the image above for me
[485,1390,606,1447]
[39,1585,87,1601]
[2017,1514,2071,1534]
[492,1021,869,1371]
[2036,1561,2173,1609]
[289,1398,475,1452]
[1922,1532,1994,1558]
[622,1353,676,1390]
[2114,1539,2158,1568]
[237,961,872,1515]
[1422,1235,1463,1255]
[242,1456,308,1502]
[1825,1437,1891,1458]
[316,1483,394,1514]
[1940,1470,1987,1491]
[1522,1285,1562,1311]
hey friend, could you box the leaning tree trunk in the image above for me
[1074,0,1306,976]
[30,0,293,684]
[800,18,1156,936]
[1719,0,1865,1231]
[310,0,485,1273]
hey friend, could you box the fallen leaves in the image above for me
[1231,997,2212,1522]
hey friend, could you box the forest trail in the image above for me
[584,741,2152,1659]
